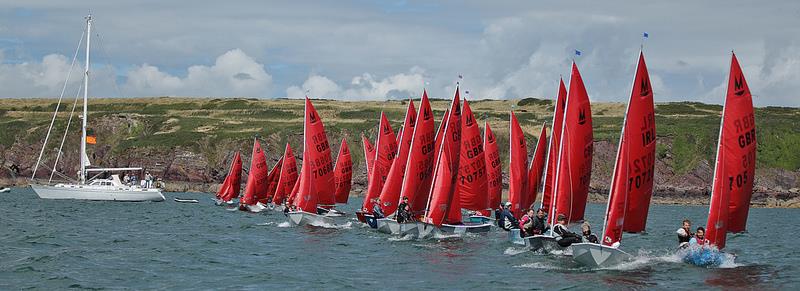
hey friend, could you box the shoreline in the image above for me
[6,178,800,209]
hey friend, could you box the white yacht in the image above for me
[29,14,164,202]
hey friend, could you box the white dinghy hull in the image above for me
[31,184,164,202]
[287,211,336,227]
[376,218,419,236]
[571,243,632,268]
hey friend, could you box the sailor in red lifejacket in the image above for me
[688,227,710,247]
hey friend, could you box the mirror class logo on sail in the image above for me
[734,75,746,96]
[640,76,651,97]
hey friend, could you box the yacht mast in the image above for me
[80,14,91,184]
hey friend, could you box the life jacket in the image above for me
[694,235,707,245]
[518,215,531,229]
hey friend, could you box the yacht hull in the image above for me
[31,185,164,202]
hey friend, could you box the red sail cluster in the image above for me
[212,51,756,255]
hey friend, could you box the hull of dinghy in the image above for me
[287,211,336,226]
[571,243,632,268]
[376,219,419,236]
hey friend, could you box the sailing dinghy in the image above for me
[455,99,493,228]
[333,138,353,205]
[375,99,419,235]
[682,53,756,267]
[474,121,502,224]
[512,78,565,247]
[239,138,269,213]
[418,89,492,238]
[376,91,434,236]
[270,143,298,212]
[572,51,656,268]
[215,152,243,205]
[287,97,337,227]
[510,124,548,245]
[29,14,164,202]
[526,63,593,253]
[356,112,397,224]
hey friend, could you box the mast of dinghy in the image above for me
[79,13,92,185]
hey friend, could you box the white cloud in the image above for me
[285,75,341,99]
[123,49,272,97]
[286,68,425,100]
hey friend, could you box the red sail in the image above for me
[271,143,298,205]
[334,138,353,204]
[553,62,593,223]
[263,157,283,204]
[241,139,268,206]
[484,122,502,211]
[706,53,756,250]
[293,97,335,212]
[217,152,242,202]
[622,52,657,233]
[526,125,547,211]
[398,90,436,215]
[508,111,529,218]
[362,112,398,212]
[380,100,417,215]
[601,52,657,246]
[543,79,567,215]
[362,135,375,183]
[424,89,462,226]
[457,99,488,211]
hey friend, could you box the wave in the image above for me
[388,234,415,242]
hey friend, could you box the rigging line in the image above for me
[49,80,84,183]
[31,28,86,181]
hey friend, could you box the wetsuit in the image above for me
[553,223,581,247]
[500,209,519,230]
[396,201,411,223]
[372,203,385,219]
[531,216,549,235]
[583,233,599,244]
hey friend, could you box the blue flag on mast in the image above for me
[643,32,649,38]
[574,49,582,56]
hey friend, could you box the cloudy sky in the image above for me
[1,1,799,106]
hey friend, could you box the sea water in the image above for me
[1,188,797,289]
